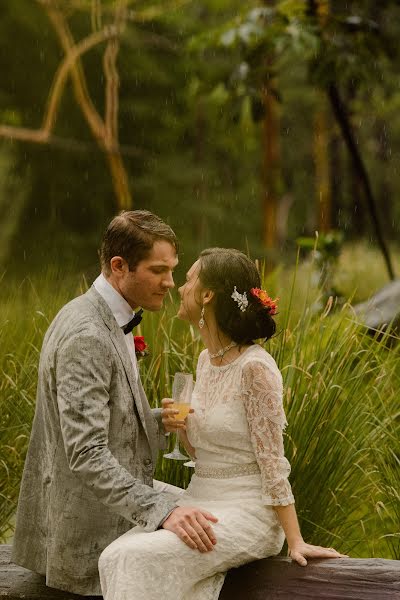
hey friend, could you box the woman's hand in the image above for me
[273,505,348,567]
[289,540,348,566]
[161,398,193,433]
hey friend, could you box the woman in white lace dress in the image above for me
[99,248,345,600]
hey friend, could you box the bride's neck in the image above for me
[199,319,241,364]
[201,328,232,356]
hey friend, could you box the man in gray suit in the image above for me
[12,210,218,595]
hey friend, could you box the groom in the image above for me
[12,210,217,595]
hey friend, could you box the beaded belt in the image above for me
[194,462,260,479]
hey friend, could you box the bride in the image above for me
[99,247,346,600]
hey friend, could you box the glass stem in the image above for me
[173,432,180,452]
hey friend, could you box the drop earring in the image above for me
[199,306,205,329]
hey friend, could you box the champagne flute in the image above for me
[163,372,193,461]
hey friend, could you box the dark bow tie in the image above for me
[122,309,143,334]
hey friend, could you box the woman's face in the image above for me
[177,259,203,324]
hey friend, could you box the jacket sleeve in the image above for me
[56,332,177,531]
[151,407,169,450]
[241,359,295,507]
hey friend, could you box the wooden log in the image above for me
[1,545,399,599]
[219,555,400,600]
[0,546,99,600]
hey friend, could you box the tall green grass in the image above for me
[0,256,398,560]
[274,303,399,556]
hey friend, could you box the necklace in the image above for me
[208,340,237,359]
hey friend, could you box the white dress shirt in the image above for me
[93,273,138,381]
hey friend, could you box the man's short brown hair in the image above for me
[100,210,178,275]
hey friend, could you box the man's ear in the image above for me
[202,289,214,306]
[110,256,129,275]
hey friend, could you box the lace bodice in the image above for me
[186,345,294,506]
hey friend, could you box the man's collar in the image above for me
[93,273,136,328]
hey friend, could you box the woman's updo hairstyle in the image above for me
[198,248,276,345]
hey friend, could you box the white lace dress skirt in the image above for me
[99,472,285,600]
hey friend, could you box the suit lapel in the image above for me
[111,332,151,439]
[85,287,150,440]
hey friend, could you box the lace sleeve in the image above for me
[241,359,295,507]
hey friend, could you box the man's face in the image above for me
[110,240,178,311]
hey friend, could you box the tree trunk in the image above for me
[261,82,281,255]
[328,83,395,280]
[329,129,342,229]
[345,80,365,237]
[375,119,392,233]
[193,102,208,249]
[106,152,132,210]
[314,100,332,232]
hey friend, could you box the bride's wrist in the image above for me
[287,535,304,549]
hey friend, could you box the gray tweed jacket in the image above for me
[12,287,177,595]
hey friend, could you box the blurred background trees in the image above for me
[0,0,399,278]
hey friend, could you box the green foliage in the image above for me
[275,301,399,555]
[0,344,38,541]
[186,0,400,251]
[0,0,399,279]
[370,390,400,559]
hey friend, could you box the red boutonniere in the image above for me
[134,336,149,359]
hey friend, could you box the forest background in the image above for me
[0,0,399,561]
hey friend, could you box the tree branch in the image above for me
[0,125,49,144]
[0,128,143,157]
[101,2,131,207]
[37,0,132,209]
[43,25,119,136]
[103,1,126,148]
[40,0,107,144]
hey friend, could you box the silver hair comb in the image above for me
[231,286,249,312]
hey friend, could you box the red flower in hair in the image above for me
[250,288,279,315]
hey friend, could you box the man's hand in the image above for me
[161,398,193,433]
[161,506,218,552]
[289,541,348,566]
